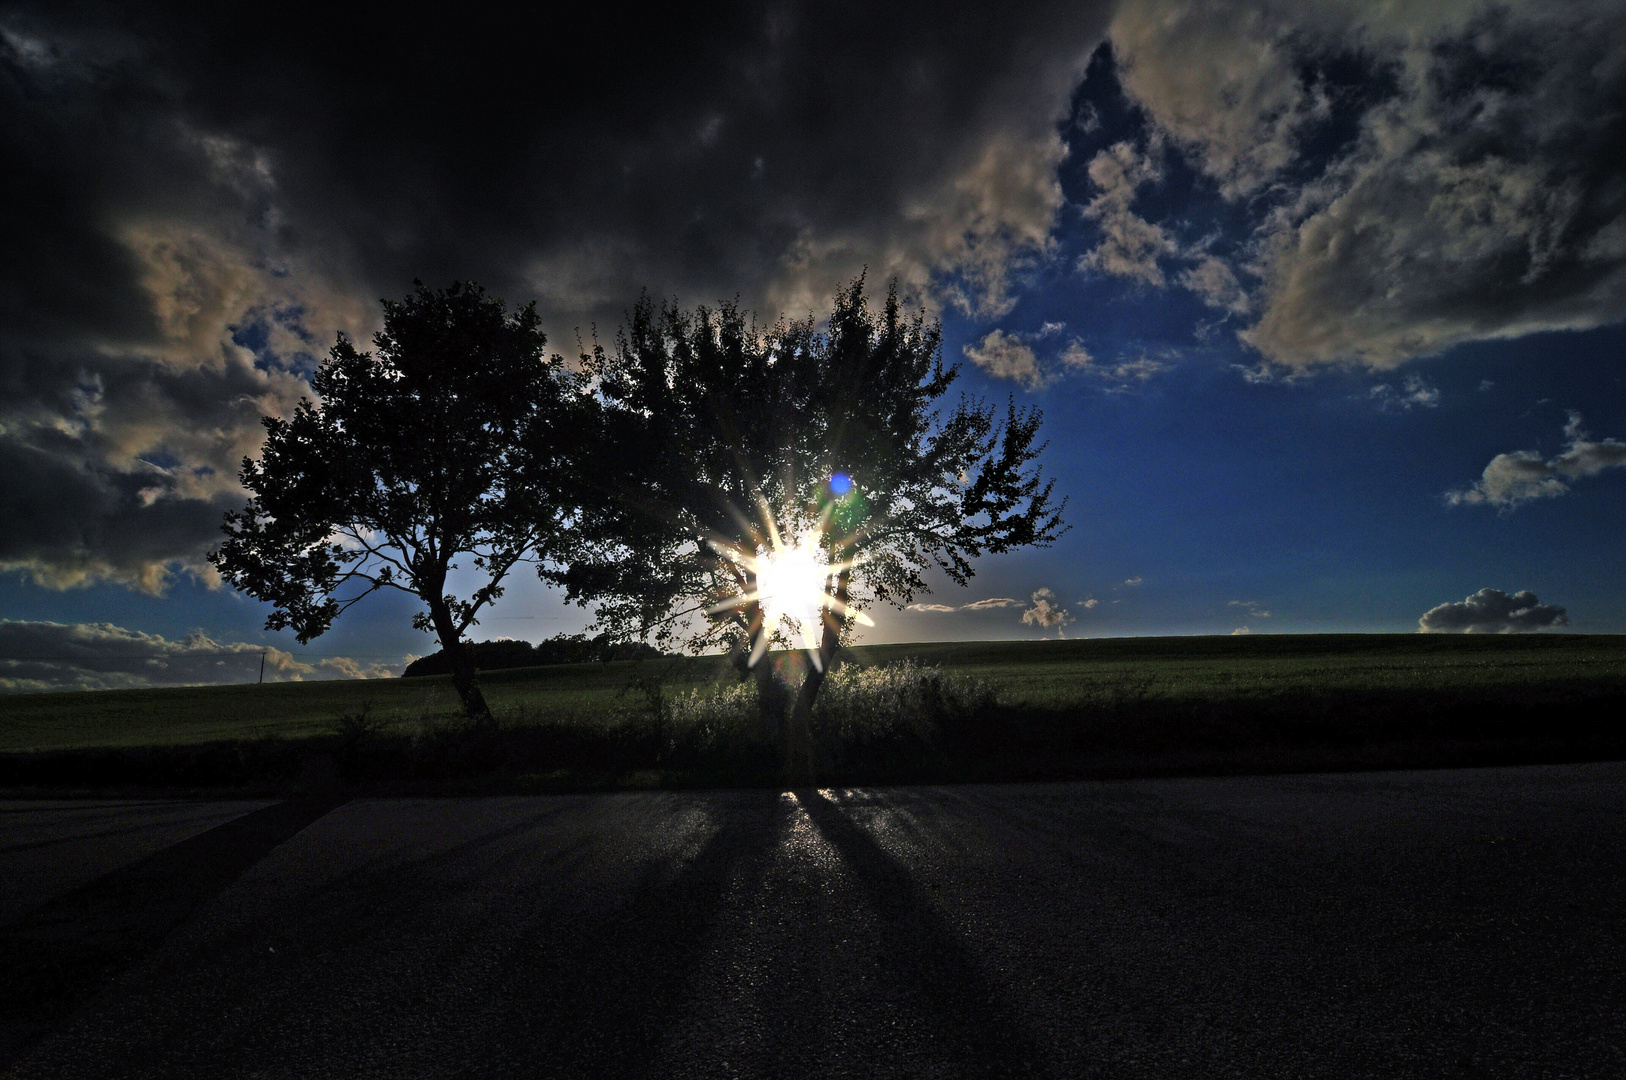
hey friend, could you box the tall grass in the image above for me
[651,659,997,770]
[810,659,996,745]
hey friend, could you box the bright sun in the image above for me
[754,533,830,647]
[706,501,876,668]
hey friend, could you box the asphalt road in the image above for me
[3,763,1624,1079]
[0,799,275,925]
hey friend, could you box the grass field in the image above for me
[3,634,1624,790]
[855,632,1626,711]
[0,657,698,754]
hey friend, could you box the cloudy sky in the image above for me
[3,0,1624,690]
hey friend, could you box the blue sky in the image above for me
[909,38,1626,644]
[3,0,1624,689]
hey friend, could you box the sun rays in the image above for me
[706,489,874,671]
[754,533,832,648]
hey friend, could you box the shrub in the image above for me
[656,681,769,765]
[655,659,996,765]
[811,659,996,748]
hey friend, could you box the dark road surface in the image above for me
[0,799,275,925]
[2,764,1624,1078]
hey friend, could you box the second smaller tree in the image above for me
[211,281,582,718]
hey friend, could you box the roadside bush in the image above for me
[332,702,381,779]
[652,659,997,769]
[812,659,996,747]
[655,681,771,767]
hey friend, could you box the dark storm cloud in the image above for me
[0,7,363,589]
[1,0,1113,325]
[0,0,1113,590]
[0,433,237,592]
[1417,588,1567,634]
[0,325,313,591]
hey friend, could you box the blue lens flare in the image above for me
[829,473,852,496]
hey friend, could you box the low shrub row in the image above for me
[3,658,1624,793]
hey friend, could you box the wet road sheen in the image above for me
[5,763,1625,1079]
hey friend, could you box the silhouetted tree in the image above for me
[555,276,1065,781]
[211,282,580,718]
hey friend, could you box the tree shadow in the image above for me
[0,796,344,1069]
[466,789,788,1078]
[796,788,1043,1078]
[451,788,1045,1078]
[0,807,256,855]
[4,789,1046,1078]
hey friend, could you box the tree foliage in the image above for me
[211,281,579,717]
[555,276,1066,779]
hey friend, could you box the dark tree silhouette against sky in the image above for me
[561,277,1065,781]
[5,0,1626,690]
[211,282,581,716]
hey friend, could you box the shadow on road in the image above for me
[473,790,787,1076]
[456,788,1045,1078]
[798,789,1042,1078]
[0,796,345,1068]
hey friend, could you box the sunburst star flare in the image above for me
[707,528,874,671]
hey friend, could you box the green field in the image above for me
[5,633,1623,751]
[855,632,1626,709]
[0,656,700,754]
[3,634,1623,789]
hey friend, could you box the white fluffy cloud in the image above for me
[1021,587,1073,632]
[1077,141,1176,286]
[1048,342,1171,391]
[965,329,1167,393]
[962,597,1024,611]
[1417,589,1568,633]
[1105,0,1626,368]
[1369,375,1441,413]
[1058,341,1093,369]
[1092,355,1168,390]
[1109,2,1333,200]
[963,330,1044,389]
[0,619,407,693]
[1448,412,1626,509]
[1179,255,1251,315]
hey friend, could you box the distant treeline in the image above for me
[402,634,663,677]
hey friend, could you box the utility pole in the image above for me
[259,651,266,684]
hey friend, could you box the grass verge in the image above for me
[2,635,1624,794]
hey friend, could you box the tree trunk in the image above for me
[732,590,787,744]
[784,563,851,788]
[428,598,492,722]
[784,682,817,788]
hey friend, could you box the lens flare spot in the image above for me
[829,473,852,496]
